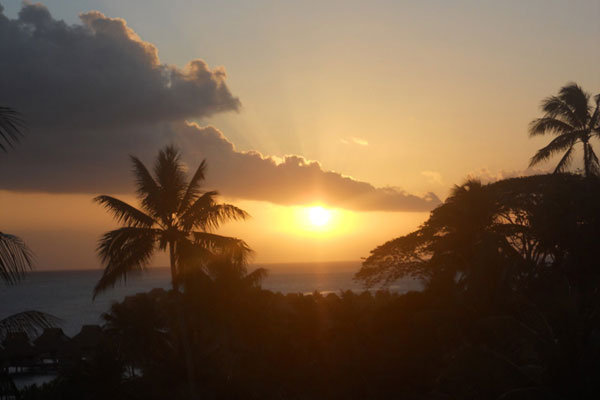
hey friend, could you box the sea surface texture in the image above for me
[0,261,422,336]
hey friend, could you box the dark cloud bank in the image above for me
[0,3,439,212]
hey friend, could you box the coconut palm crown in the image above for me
[529,83,600,177]
[0,106,58,337]
[0,106,32,285]
[93,145,251,298]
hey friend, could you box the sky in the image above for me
[0,0,599,270]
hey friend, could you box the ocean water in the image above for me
[0,262,422,336]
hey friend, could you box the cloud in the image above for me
[0,3,440,212]
[176,123,439,211]
[420,170,442,184]
[341,137,369,146]
[0,3,240,129]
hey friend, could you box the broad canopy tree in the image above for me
[356,174,600,297]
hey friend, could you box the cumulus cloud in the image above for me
[0,3,439,212]
[0,3,240,129]
[176,123,439,211]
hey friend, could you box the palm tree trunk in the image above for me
[169,241,199,399]
[583,141,590,178]
[169,241,179,291]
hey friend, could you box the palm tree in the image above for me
[0,106,56,339]
[529,83,600,177]
[93,145,251,297]
[94,145,251,397]
[0,106,31,287]
[0,233,57,338]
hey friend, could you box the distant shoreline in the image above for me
[29,260,364,274]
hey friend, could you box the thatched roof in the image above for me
[71,325,102,349]
[34,328,70,355]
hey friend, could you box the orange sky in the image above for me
[0,0,599,270]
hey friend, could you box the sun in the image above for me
[278,204,355,236]
[307,206,331,227]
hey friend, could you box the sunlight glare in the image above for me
[308,206,331,227]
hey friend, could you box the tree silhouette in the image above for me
[356,174,600,294]
[0,106,25,152]
[529,83,600,177]
[0,106,57,340]
[0,106,31,286]
[93,145,251,297]
[355,179,515,302]
[93,145,251,397]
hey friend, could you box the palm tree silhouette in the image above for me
[0,106,33,287]
[0,106,56,339]
[529,83,600,177]
[93,146,251,398]
[93,145,251,397]
[0,106,32,287]
[93,145,251,297]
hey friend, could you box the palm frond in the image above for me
[590,99,599,134]
[188,203,249,232]
[94,227,157,298]
[174,238,216,275]
[130,156,162,218]
[0,107,26,152]
[553,145,574,173]
[529,134,577,167]
[243,267,268,287]
[190,231,251,252]
[0,311,60,339]
[178,191,218,230]
[190,231,253,264]
[94,195,156,228]
[154,145,187,215]
[586,143,600,176]
[0,233,34,285]
[178,159,207,214]
[540,96,581,127]
[528,117,574,137]
[558,83,591,125]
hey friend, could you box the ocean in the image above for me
[0,261,422,336]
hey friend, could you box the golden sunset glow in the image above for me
[283,205,358,237]
[307,206,331,227]
[1,1,598,397]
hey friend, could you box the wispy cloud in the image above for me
[341,137,369,146]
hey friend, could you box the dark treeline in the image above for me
[19,173,600,400]
[6,83,600,399]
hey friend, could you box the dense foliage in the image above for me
[20,174,600,400]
